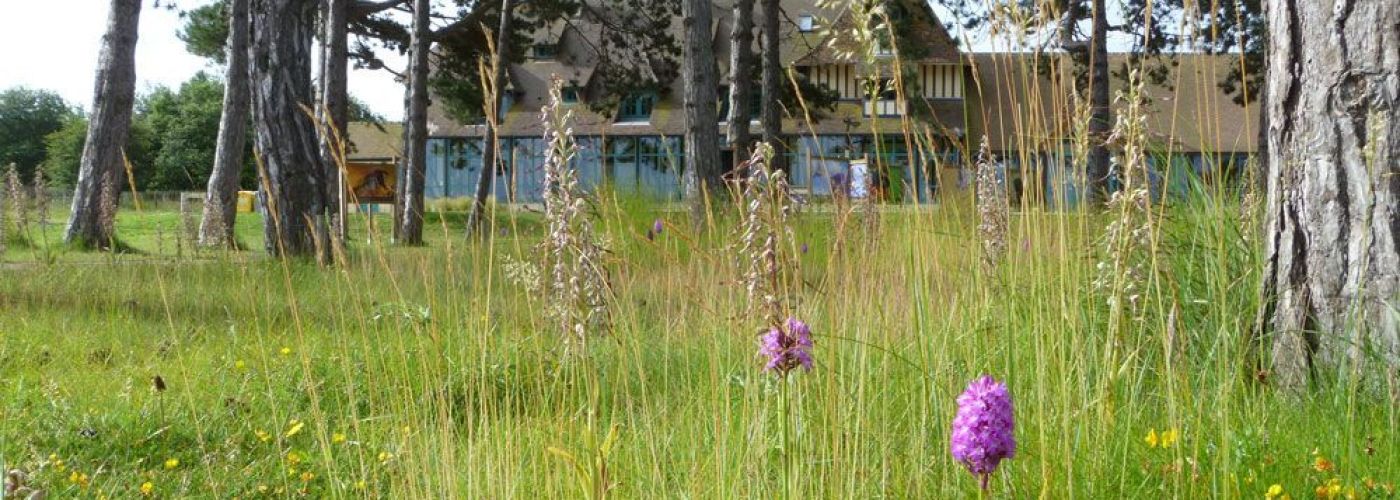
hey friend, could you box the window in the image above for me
[797,14,815,32]
[617,92,656,122]
[561,86,581,103]
[876,39,894,57]
[533,44,558,59]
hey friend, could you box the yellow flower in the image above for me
[279,347,292,356]
[1313,455,1335,473]
[354,480,367,491]
[286,450,303,466]
[1266,484,1283,498]
[285,419,305,438]
[234,360,247,370]
[1161,428,1179,448]
[332,432,347,444]
[1316,478,1342,499]
[69,471,90,488]
[164,458,179,470]
[257,484,270,494]
[1145,429,1160,448]
[300,471,315,483]
[255,429,272,443]
[378,451,393,463]
[140,481,155,496]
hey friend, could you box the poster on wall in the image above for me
[347,162,397,203]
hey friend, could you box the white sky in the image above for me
[0,1,408,120]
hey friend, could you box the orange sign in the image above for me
[347,161,396,203]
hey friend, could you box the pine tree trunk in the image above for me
[322,0,350,243]
[1257,0,1399,389]
[64,0,142,249]
[249,0,330,259]
[396,0,430,245]
[758,0,783,170]
[467,0,514,237]
[199,0,250,249]
[1085,0,1111,203]
[682,0,722,226]
[727,0,755,165]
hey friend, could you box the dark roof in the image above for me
[965,52,1260,153]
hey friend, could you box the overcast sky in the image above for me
[0,1,408,120]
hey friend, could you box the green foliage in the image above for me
[177,1,230,63]
[0,87,76,180]
[141,72,247,191]
[42,113,157,189]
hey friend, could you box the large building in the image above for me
[420,0,1258,206]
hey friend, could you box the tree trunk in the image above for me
[64,0,142,249]
[467,0,514,237]
[199,0,250,249]
[727,0,755,166]
[1257,0,1399,389]
[1085,0,1111,203]
[322,0,350,243]
[249,0,330,259]
[396,0,430,245]
[682,0,722,226]
[758,0,783,170]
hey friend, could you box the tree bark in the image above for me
[322,0,350,243]
[199,0,250,249]
[1257,0,1399,389]
[396,0,430,245]
[682,0,722,226]
[467,0,514,237]
[727,0,755,166]
[64,0,142,248]
[1085,0,1111,203]
[758,0,783,170]
[249,0,331,259]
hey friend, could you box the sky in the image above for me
[0,1,408,120]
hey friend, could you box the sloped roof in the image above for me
[345,122,403,161]
[966,52,1260,153]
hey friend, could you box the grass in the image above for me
[0,186,1396,498]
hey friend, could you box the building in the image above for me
[422,0,1259,206]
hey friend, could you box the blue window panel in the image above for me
[607,136,640,193]
[508,138,547,203]
[573,137,605,190]
[617,93,656,122]
[426,139,449,199]
[1043,153,1085,210]
[637,136,683,200]
[445,139,482,198]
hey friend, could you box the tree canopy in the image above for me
[0,87,77,180]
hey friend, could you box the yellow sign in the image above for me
[347,161,397,203]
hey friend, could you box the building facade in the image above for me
[420,0,1258,206]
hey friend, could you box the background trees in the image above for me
[0,88,75,181]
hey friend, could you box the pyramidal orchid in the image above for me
[759,317,813,376]
[950,375,1015,491]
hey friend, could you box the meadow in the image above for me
[1,185,1395,499]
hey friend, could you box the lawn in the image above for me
[0,191,1395,498]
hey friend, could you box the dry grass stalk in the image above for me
[974,137,1008,272]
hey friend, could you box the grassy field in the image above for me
[0,190,1396,498]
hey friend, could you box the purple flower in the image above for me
[759,317,814,375]
[950,375,1016,491]
[652,218,665,235]
[800,243,809,254]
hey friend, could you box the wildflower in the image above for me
[234,360,246,370]
[286,451,302,466]
[140,481,154,496]
[332,432,347,444]
[1313,455,1334,473]
[285,419,304,438]
[69,471,89,488]
[1145,429,1159,448]
[1161,428,1179,448]
[1266,484,1283,498]
[1316,478,1342,499]
[800,243,809,254]
[354,480,367,491]
[758,317,814,375]
[378,451,393,464]
[279,347,291,356]
[950,375,1016,491]
[255,429,272,443]
[300,471,315,483]
[257,484,269,494]
[49,453,66,472]
[164,458,179,470]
